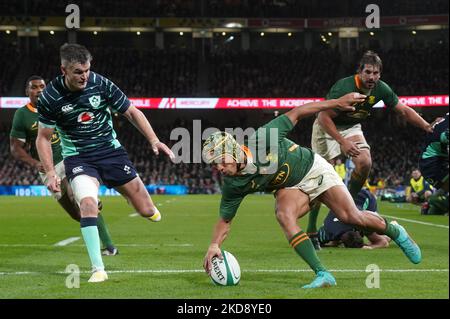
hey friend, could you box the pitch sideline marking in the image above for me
[53,237,80,247]
[382,214,449,229]
[0,243,194,248]
[0,268,448,276]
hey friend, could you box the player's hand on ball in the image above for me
[340,139,361,157]
[336,92,367,110]
[203,244,223,275]
[151,141,175,160]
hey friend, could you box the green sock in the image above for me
[307,204,321,234]
[97,213,114,249]
[383,219,400,240]
[289,231,327,274]
[348,171,365,199]
[80,218,104,271]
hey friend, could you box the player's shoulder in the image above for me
[89,71,112,87]
[11,105,27,121]
[14,105,29,114]
[329,76,355,93]
[40,76,64,103]
[334,75,355,86]
[375,79,395,92]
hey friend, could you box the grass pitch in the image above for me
[0,195,448,299]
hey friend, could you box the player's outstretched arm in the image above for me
[393,102,432,133]
[285,92,365,126]
[122,105,175,159]
[203,218,232,274]
[36,125,60,192]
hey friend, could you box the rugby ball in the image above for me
[210,250,241,286]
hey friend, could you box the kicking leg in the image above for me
[115,176,161,221]
[319,185,421,264]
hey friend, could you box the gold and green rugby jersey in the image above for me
[220,114,315,220]
[326,75,399,126]
[10,103,63,164]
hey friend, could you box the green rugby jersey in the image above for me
[10,103,63,164]
[37,72,130,158]
[326,75,399,126]
[422,113,449,159]
[220,114,315,220]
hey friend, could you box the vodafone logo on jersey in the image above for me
[77,111,95,124]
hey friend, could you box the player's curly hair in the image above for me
[341,231,364,248]
[357,50,382,73]
[60,43,92,66]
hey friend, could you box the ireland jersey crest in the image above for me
[88,95,101,108]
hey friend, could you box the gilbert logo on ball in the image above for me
[210,250,241,286]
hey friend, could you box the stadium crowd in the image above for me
[2,41,447,99]
[0,112,433,195]
[208,47,341,98]
[23,45,198,97]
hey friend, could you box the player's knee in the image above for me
[136,203,158,218]
[275,209,296,227]
[79,197,98,217]
[355,159,371,175]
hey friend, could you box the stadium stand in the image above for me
[3,41,447,97]
[1,0,447,17]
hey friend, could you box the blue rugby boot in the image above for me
[391,221,422,264]
[302,271,337,289]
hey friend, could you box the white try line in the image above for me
[53,237,80,247]
[382,214,449,229]
[0,243,193,248]
[0,268,448,276]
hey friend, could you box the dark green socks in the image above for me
[289,231,327,274]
